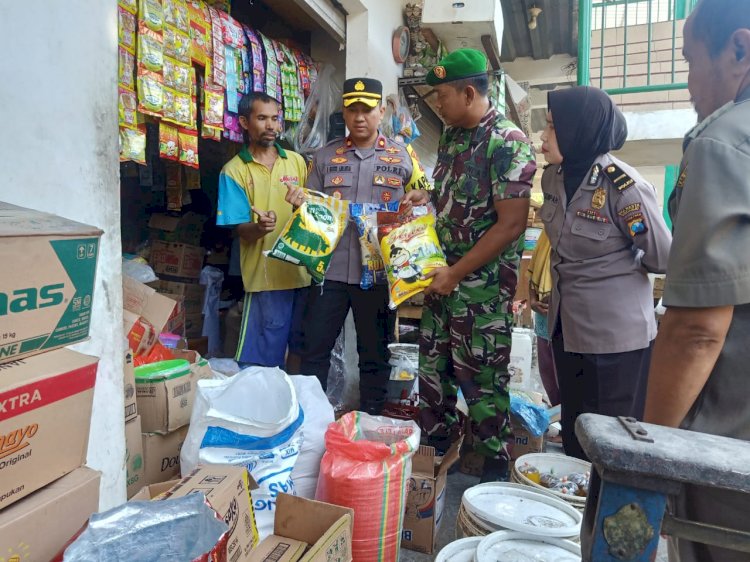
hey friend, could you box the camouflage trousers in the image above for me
[418,288,513,461]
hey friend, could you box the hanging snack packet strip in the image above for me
[118,6,137,54]
[207,7,226,87]
[178,128,199,169]
[351,202,400,290]
[267,191,349,284]
[163,0,190,33]
[159,122,179,160]
[243,25,265,93]
[375,206,448,308]
[188,0,211,65]
[119,87,139,130]
[120,127,147,165]
[140,0,164,32]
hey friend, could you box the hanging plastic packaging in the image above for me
[179,128,200,168]
[159,122,179,160]
[119,127,147,164]
[351,201,400,289]
[316,412,420,562]
[374,206,448,308]
[293,65,341,157]
[267,190,349,284]
[138,25,164,72]
[382,92,421,145]
[140,0,164,32]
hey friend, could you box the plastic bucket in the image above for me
[513,453,591,510]
[462,482,582,540]
[435,537,483,562]
[475,530,581,561]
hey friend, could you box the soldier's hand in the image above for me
[284,182,306,208]
[400,189,431,214]
[424,266,460,297]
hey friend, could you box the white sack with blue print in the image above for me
[181,367,304,540]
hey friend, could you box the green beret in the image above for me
[426,48,488,86]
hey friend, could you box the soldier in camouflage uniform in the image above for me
[418,49,536,482]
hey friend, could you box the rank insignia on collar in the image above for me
[331,176,344,186]
[335,146,346,155]
[589,164,602,186]
[374,175,385,185]
[387,177,401,187]
[385,146,400,154]
[604,163,635,192]
[345,139,353,148]
[377,138,386,148]
[591,187,606,210]
[379,156,402,164]
[330,157,348,164]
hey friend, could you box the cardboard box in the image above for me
[401,440,462,554]
[0,202,102,363]
[149,211,207,247]
[123,275,178,337]
[130,479,179,501]
[148,279,206,315]
[0,349,97,509]
[171,349,214,380]
[161,465,260,562]
[249,537,308,562]
[185,312,205,338]
[141,425,190,487]
[135,359,198,434]
[150,240,206,281]
[0,467,101,562]
[125,415,145,498]
[164,294,186,336]
[252,493,353,562]
[124,349,138,422]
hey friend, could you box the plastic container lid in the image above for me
[475,531,581,561]
[462,482,582,538]
[435,537,483,562]
[134,359,191,382]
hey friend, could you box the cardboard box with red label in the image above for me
[0,349,97,509]
[150,240,206,281]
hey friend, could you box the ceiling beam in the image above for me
[500,0,517,61]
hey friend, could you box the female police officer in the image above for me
[539,86,672,460]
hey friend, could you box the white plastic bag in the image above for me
[290,375,335,499]
[181,367,303,540]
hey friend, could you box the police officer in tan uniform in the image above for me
[286,78,431,414]
[539,86,671,460]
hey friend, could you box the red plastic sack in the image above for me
[316,412,420,562]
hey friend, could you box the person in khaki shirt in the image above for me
[539,86,672,460]
[645,2,750,560]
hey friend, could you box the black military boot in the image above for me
[480,457,509,483]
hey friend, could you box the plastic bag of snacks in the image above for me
[373,206,447,308]
[267,190,349,284]
[316,412,420,562]
[159,122,179,160]
[350,201,400,290]
[119,127,147,164]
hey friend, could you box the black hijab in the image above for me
[548,87,628,201]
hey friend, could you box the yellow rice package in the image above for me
[375,206,447,308]
[267,190,349,284]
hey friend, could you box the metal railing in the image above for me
[578,0,701,93]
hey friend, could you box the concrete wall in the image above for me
[0,2,125,509]
[340,0,406,98]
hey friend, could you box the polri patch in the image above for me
[627,212,647,236]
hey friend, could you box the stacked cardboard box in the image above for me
[149,241,206,338]
[0,203,103,558]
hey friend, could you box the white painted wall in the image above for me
[340,0,406,98]
[0,2,125,509]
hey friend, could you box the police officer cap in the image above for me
[342,77,383,108]
[426,48,488,86]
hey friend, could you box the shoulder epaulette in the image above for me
[603,164,635,192]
